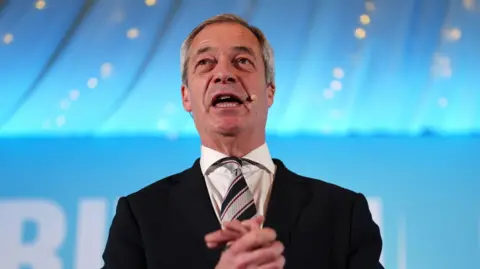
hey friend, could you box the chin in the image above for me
[214,125,241,137]
[213,120,244,137]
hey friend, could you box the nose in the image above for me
[213,61,237,84]
[213,74,236,84]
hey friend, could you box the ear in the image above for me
[266,83,275,108]
[181,85,192,112]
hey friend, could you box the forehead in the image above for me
[189,22,262,56]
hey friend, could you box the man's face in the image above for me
[181,22,275,137]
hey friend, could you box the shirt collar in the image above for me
[200,143,275,175]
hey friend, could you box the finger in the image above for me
[223,220,249,234]
[256,256,286,269]
[247,214,264,225]
[240,241,284,265]
[223,215,264,234]
[205,228,241,242]
[217,217,263,248]
[229,228,277,254]
[232,241,284,268]
[205,229,242,248]
[241,215,264,231]
[255,215,265,224]
[210,216,266,249]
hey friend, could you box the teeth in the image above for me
[216,102,240,108]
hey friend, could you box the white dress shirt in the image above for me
[200,143,276,224]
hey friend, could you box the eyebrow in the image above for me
[190,46,216,64]
[191,45,257,62]
[232,46,256,59]
[193,46,216,58]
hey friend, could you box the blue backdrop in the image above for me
[1,0,480,268]
[1,137,479,269]
[0,0,479,136]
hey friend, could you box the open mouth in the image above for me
[211,94,244,108]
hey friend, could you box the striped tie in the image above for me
[215,157,257,222]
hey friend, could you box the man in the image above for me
[102,13,383,269]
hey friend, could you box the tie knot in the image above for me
[207,157,245,175]
[217,157,242,173]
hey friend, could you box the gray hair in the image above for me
[180,13,275,86]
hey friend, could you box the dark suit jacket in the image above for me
[102,158,384,269]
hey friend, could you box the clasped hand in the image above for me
[204,216,285,269]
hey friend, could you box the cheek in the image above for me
[188,82,207,108]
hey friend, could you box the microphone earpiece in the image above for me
[246,94,257,102]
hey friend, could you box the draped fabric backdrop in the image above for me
[0,0,479,269]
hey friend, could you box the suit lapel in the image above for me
[264,159,312,248]
[171,159,223,260]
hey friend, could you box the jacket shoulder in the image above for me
[123,166,190,206]
[275,158,361,201]
[289,169,363,203]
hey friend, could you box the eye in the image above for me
[236,57,252,65]
[197,59,213,66]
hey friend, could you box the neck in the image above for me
[201,129,265,157]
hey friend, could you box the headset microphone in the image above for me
[246,94,257,102]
